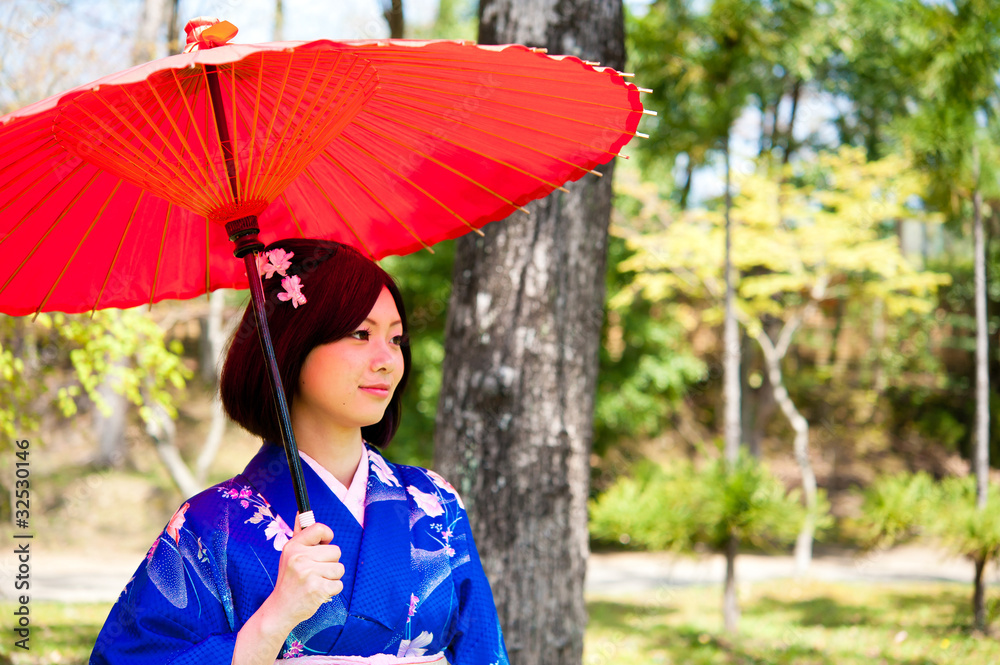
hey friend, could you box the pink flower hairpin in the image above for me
[277,275,307,308]
[256,248,307,308]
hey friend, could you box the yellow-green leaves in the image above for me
[0,308,192,447]
[614,147,951,333]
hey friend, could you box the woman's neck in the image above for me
[292,424,365,487]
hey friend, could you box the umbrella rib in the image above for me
[375,95,602,178]
[353,111,570,193]
[338,134,486,236]
[250,53,295,204]
[256,52,335,201]
[383,80,640,138]
[149,202,172,310]
[299,169,377,257]
[262,52,325,193]
[0,169,101,302]
[279,192,307,237]
[0,161,87,247]
[121,84,223,213]
[59,101,219,214]
[0,145,78,208]
[229,62,243,202]
[93,191,145,312]
[59,101,173,184]
[240,57,266,199]
[173,69,229,209]
[259,59,376,202]
[277,55,374,193]
[368,56,637,92]
[376,69,638,112]
[145,77,227,212]
[342,120,530,216]
[34,180,124,315]
[373,90,629,156]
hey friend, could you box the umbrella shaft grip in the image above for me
[227,215,264,258]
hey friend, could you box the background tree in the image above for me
[433,1,626,663]
[893,0,1000,631]
[617,147,951,571]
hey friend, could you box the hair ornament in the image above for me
[256,248,307,308]
[277,275,307,308]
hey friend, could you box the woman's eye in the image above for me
[392,334,409,346]
[351,329,370,341]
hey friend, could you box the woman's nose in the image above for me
[371,338,397,372]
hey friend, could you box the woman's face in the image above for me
[294,286,405,435]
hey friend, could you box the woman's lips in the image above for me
[360,384,391,398]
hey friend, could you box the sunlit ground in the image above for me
[584,580,1000,665]
[2,581,999,664]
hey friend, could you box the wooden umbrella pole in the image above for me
[206,63,315,528]
[239,245,315,528]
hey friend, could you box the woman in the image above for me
[90,239,509,665]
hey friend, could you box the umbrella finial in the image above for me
[183,18,238,53]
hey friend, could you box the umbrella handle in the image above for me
[231,220,314,529]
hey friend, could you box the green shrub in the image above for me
[589,454,808,552]
[856,471,934,548]
[926,476,1000,563]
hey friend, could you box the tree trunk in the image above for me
[973,552,988,634]
[382,0,404,38]
[195,290,230,484]
[722,133,742,634]
[973,154,989,510]
[133,0,164,64]
[435,5,623,665]
[146,401,199,498]
[274,0,285,41]
[723,531,740,634]
[165,0,180,55]
[94,361,128,469]
[755,327,817,573]
[723,134,741,465]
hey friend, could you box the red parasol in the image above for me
[0,18,646,525]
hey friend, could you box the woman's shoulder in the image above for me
[160,475,256,533]
[367,446,466,509]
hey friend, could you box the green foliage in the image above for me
[856,471,934,549]
[589,453,808,552]
[595,234,707,453]
[928,476,1000,563]
[860,472,1000,564]
[0,309,191,448]
[381,243,455,467]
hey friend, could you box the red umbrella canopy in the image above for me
[0,19,645,316]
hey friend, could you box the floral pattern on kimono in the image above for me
[90,443,509,665]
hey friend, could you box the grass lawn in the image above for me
[585,580,1000,665]
[2,580,998,664]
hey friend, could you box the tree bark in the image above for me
[382,0,404,38]
[435,5,624,665]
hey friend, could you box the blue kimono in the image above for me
[90,444,509,664]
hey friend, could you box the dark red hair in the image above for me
[220,239,410,447]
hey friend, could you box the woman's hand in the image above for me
[232,516,344,664]
[270,518,345,624]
